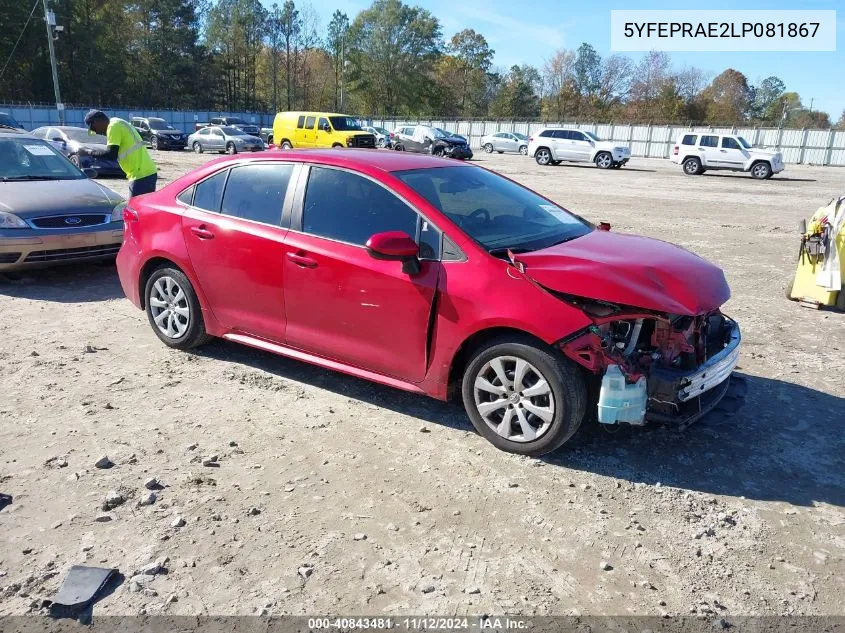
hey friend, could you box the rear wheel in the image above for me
[519,145,528,155]
[461,338,586,456]
[226,142,237,155]
[192,142,203,154]
[750,161,772,180]
[683,157,703,175]
[595,151,613,169]
[151,136,159,151]
[535,148,552,165]
[280,140,293,150]
[483,143,493,153]
[144,267,212,350]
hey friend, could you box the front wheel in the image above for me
[151,136,159,151]
[483,143,493,153]
[535,148,552,165]
[226,142,237,155]
[461,338,586,456]
[595,151,613,169]
[144,267,212,350]
[377,138,386,148]
[192,142,203,154]
[519,145,528,155]
[750,161,772,179]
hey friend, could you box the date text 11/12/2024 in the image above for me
[307,617,529,630]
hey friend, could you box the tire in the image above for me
[750,161,772,180]
[144,266,212,350]
[461,337,586,456]
[377,138,386,148]
[483,143,493,153]
[497,150,504,154]
[332,143,344,149]
[151,136,159,151]
[226,142,237,155]
[682,157,703,175]
[280,140,293,150]
[70,154,81,167]
[192,142,203,154]
[534,147,552,166]
[595,151,613,169]
[519,145,528,155]
[266,135,273,145]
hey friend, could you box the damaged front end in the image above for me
[556,296,745,429]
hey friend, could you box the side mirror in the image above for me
[52,137,64,143]
[598,221,611,231]
[83,168,98,178]
[366,231,421,274]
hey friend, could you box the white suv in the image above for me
[672,133,784,179]
[527,128,631,169]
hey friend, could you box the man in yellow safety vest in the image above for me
[77,109,158,196]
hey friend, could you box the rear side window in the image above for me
[304,116,315,129]
[681,134,697,145]
[539,130,554,138]
[297,115,305,128]
[220,164,294,226]
[177,186,194,205]
[553,130,570,139]
[193,170,228,212]
[700,135,718,147]
[302,167,418,246]
[721,137,741,149]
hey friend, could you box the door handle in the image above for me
[286,252,318,268]
[190,225,214,239]
[720,149,727,153]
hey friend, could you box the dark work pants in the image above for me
[129,173,158,197]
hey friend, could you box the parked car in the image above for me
[187,126,264,154]
[363,125,393,148]
[29,126,123,177]
[272,111,376,149]
[130,117,188,151]
[392,125,472,160]
[0,130,125,271]
[115,150,742,456]
[480,131,529,155]
[195,116,261,137]
[260,126,274,145]
[0,112,24,130]
[672,133,784,179]
[528,128,630,169]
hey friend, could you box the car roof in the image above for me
[0,129,35,138]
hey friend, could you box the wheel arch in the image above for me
[446,326,553,402]
[532,145,551,158]
[747,158,772,171]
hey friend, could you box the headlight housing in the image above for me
[110,201,127,222]
[0,211,27,229]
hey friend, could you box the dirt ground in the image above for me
[1,150,843,618]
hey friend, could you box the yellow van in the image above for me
[271,112,376,149]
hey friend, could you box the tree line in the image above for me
[1,0,842,128]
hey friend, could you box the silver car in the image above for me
[187,126,264,155]
[363,126,393,148]
[29,126,123,177]
[479,131,530,155]
[0,130,125,271]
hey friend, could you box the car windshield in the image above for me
[737,136,751,149]
[433,128,452,138]
[395,166,591,253]
[221,127,248,136]
[0,113,21,129]
[513,132,528,140]
[330,117,362,131]
[64,128,107,144]
[148,119,173,130]
[0,138,84,181]
[584,131,602,141]
[375,127,389,135]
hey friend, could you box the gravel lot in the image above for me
[1,150,843,617]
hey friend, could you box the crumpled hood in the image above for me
[514,230,730,315]
[0,178,123,218]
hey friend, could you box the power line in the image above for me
[0,0,42,84]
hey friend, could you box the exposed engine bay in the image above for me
[556,295,742,427]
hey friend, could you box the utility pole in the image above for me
[339,33,344,112]
[42,0,63,124]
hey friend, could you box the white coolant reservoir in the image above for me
[597,365,647,425]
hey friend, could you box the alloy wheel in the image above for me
[484,143,493,153]
[473,356,555,443]
[536,149,551,165]
[596,152,612,169]
[519,145,528,155]
[148,275,190,339]
[684,159,700,174]
[751,163,770,179]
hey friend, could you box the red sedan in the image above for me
[116,150,743,456]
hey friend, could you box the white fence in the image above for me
[370,119,845,166]
[3,103,843,166]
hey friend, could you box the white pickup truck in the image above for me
[673,133,784,179]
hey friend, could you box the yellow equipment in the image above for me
[787,197,845,310]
